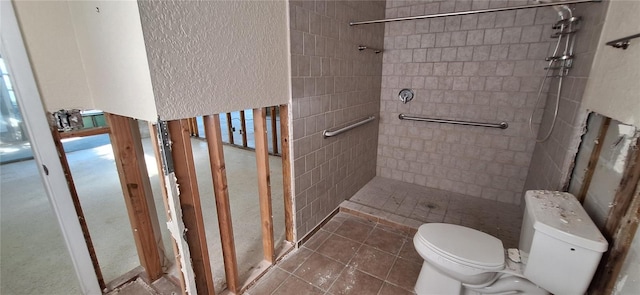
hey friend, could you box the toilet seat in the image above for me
[415,223,505,272]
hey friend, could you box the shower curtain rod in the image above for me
[349,0,601,26]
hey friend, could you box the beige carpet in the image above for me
[0,136,285,294]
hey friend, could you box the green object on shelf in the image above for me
[80,111,107,129]
[82,116,95,128]
[94,114,106,127]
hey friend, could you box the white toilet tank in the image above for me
[519,190,608,295]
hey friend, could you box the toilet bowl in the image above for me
[413,190,608,295]
[413,223,504,285]
[413,223,547,295]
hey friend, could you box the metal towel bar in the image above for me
[399,114,508,129]
[323,116,376,138]
[606,33,640,50]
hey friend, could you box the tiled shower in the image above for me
[377,0,558,205]
[289,0,609,241]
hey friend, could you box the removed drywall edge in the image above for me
[164,173,196,294]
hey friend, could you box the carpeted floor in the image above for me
[0,134,285,294]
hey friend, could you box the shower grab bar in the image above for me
[349,0,600,26]
[358,45,382,54]
[323,116,376,138]
[606,33,640,50]
[399,114,508,129]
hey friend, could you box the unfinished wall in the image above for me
[377,0,564,204]
[137,1,290,120]
[526,1,640,291]
[582,0,640,127]
[524,1,609,193]
[615,221,640,294]
[13,0,158,122]
[569,114,638,227]
[68,1,157,122]
[12,1,92,111]
[13,1,157,121]
[15,0,290,122]
[290,0,385,238]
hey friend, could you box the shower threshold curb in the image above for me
[339,200,423,236]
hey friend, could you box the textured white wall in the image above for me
[68,1,157,122]
[138,1,290,120]
[582,0,640,127]
[12,1,92,111]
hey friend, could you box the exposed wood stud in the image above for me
[105,113,163,281]
[577,117,611,203]
[167,119,216,294]
[226,113,235,145]
[253,108,275,263]
[599,187,640,294]
[58,126,110,139]
[604,137,640,237]
[590,136,640,294]
[271,106,279,155]
[204,115,240,294]
[279,104,294,242]
[148,123,187,294]
[187,117,199,137]
[240,110,248,148]
[49,124,106,289]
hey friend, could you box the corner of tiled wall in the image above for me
[523,1,610,196]
[289,0,386,239]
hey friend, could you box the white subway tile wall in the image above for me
[377,0,567,205]
[290,0,386,238]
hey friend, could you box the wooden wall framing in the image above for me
[50,113,170,289]
[204,114,240,293]
[226,113,235,145]
[148,104,293,294]
[148,123,188,293]
[279,104,294,242]
[270,107,279,155]
[253,108,275,263]
[240,110,248,147]
[49,124,106,289]
[590,136,640,294]
[58,126,110,139]
[217,108,282,156]
[105,113,164,281]
[187,117,199,137]
[577,117,611,203]
[167,119,216,294]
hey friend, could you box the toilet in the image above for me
[413,190,608,295]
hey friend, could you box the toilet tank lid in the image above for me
[525,190,608,252]
[416,223,504,268]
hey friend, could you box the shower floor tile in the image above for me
[342,176,523,248]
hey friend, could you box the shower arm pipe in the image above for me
[349,0,600,26]
[399,114,508,129]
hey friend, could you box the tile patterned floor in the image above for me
[246,212,421,295]
[344,176,523,248]
[246,177,525,294]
